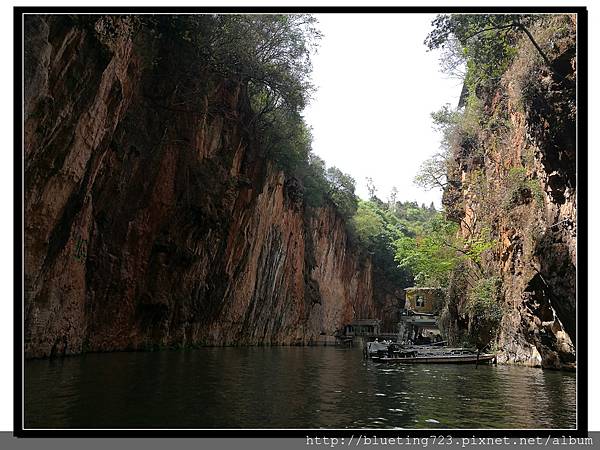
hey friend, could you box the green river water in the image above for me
[24,346,576,429]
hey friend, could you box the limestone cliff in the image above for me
[24,15,398,358]
[441,15,577,369]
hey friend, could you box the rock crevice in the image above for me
[24,15,397,358]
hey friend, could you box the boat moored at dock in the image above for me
[365,340,496,365]
[372,352,496,364]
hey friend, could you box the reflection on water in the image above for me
[25,346,576,429]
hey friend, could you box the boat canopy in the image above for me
[366,341,389,354]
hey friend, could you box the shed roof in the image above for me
[350,319,381,326]
[404,287,440,292]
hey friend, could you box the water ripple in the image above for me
[25,347,576,429]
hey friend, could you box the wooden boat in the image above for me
[365,340,496,364]
[372,352,496,364]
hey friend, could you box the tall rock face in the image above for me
[24,16,396,358]
[442,16,577,369]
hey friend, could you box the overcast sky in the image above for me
[303,14,463,208]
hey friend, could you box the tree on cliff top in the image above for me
[425,14,551,89]
[145,16,363,233]
[326,167,358,220]
[150,14,321,112]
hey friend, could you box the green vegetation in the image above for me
[503,167,544,210]
[414,152,449,192]
[466,276,503,323]
[351,196,440,289]
[418,15,555,196]
[393,203,501,348]
[414,97,483,196]
[326,167,359,220]
[394,215,460,288]
[394,213,496,289]
[142,14,320,112]
[131,15,557,350]
[466,276,503,350]
[136,14,366,217]
[417,14,569,348]
[425,14,547,91]
[353,201,386,245]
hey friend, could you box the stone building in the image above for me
[403,287,444,314]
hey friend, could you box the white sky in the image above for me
[303,14,463,208]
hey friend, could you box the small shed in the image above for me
[343,319,381,336]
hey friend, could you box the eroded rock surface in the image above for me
[442,17,577,369]
[24,16,398,358]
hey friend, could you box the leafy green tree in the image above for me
[414,152,450,191]
[141,14,320,112]
[465,226,495,265]
[425,14,549,87]
[394,212,496,288]
[394,214,461,287]
[431,104,463,144]
[351,199,412,290]
[143,14,324,189]
[262,108,312,172]
[353,201,385,245]
[325,167,358,220]
[300,153,329,208]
